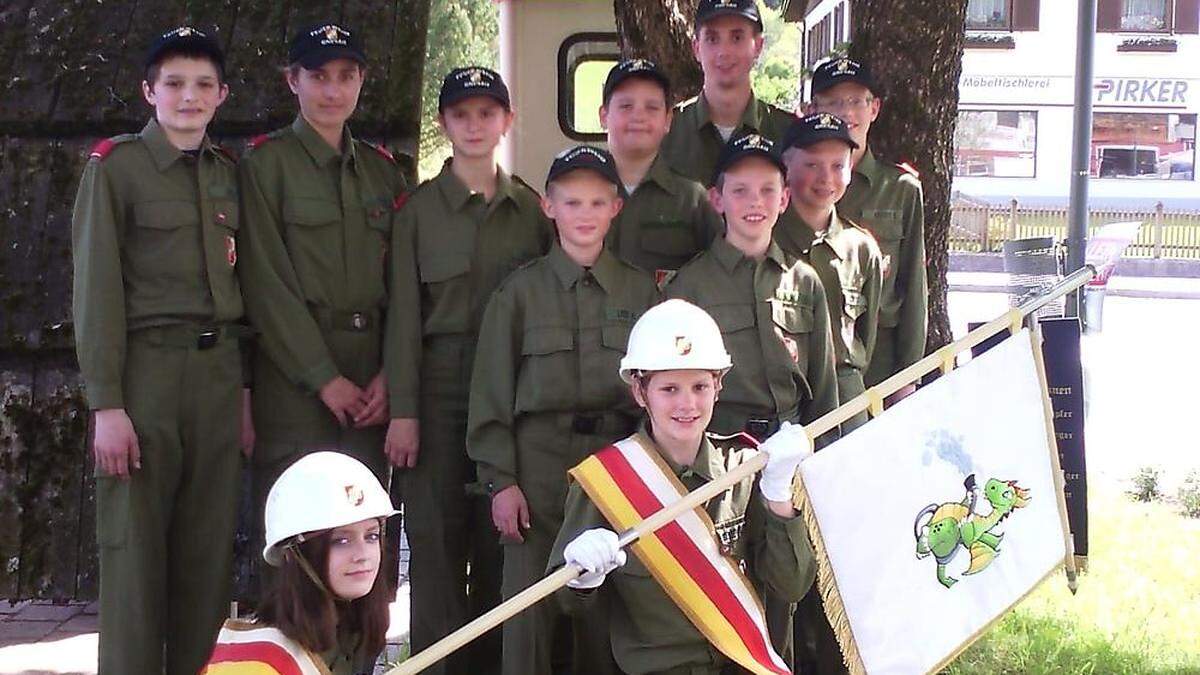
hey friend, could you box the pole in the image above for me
[1066,0,1097,317]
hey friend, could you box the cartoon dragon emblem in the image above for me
[913,474,1031,588]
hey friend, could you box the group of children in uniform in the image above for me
[70,1,926,674]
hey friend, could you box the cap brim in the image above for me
[788,130,859,151]
[712,150,787,187]
[603,70,671,103]
[439,89,511,111]
[295,46,367,70]
[546,165,620,189]
[811,74,877,96]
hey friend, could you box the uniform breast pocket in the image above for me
[770,299,816,395]
[130,200,201,284]
[419,253,471,284]
[639,222,701,265]
[516,325,575,410]
[707,303,756,337]
[865,212,904,279]
[842,286,868,321]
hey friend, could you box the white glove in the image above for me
[563,528,626,589]
[758,421,814,502]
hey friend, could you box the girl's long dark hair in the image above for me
[257,526,391,657]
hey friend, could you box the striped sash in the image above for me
[201,620,329,675]
[570,435,790,675]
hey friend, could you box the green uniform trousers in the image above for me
[404,336,503,675]
[795,587,848,675]
[97,329,242,675]
[836,367,868,434]
[250,325,390,601]
[503,413,626,675]
[864,326,898,388]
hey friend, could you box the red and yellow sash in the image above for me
[570,435,790,675]
[201,620,329,675]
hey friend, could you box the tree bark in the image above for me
[613,0,704,103]
[850,0,967,352]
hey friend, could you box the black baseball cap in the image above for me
[711,133,787,186]
[288,23,366,70]
[780,113,860,152]
[439,67,511,111]
[144,26,225,76]
[811,57,877,97]
[695,0,763,31]
[602,59,671,105]
[545,145,621,189]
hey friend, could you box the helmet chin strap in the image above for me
[283,537,337,600]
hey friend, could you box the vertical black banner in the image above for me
[969,319,1089,558]
[1038,318,1088,558]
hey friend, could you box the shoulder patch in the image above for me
[674,95,700,113]
[88,135,134,161]
[896,161,920,179]
[364,141,395,164]
[706,430,761,449]
[391,191,410,212]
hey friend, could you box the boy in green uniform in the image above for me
[660,0,796,185]
[385,67,551,674]
[467,146,659,675]
[238,22,405,578]
[778,112,883,674]
[667,134,837,663]
[808,58,927,398]
[600,59,723,284]
[667,133,837,442]
[71,26,247,674]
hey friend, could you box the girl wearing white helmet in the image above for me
[547,299,817,675]
[202,452,398,674]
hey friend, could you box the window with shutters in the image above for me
[965,0,1040,31]
[954,110,1038,178]
[1098,0,1200,33]
[806,15,834,69]
[1091,113,1196,180]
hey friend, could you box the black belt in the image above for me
[711,406,799,442]
[311,307,378,332]
[132,323,252,350]
[557,411,635,436]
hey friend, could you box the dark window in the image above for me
[954,109,1038,178]
[1091,112,1196,180]
[557,33,619,141]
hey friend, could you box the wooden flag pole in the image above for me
[387,453,768,675]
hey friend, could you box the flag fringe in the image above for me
[795,478,866,675]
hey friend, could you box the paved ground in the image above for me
[3,272,1197,674]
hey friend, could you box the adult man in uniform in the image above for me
[238,23,405,576]
[659,0,796,185]
[71,26,247,674]
[809,57,927,397]
[385,67,551,674]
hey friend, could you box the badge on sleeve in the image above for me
[225,235,237,267]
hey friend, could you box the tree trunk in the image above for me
[850,0,967,352]
[0,0,430,601]
[613,0,704,103]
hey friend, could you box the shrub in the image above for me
[1128,466,1163,502]
[1177,470,1200,518]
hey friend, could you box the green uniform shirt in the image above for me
[659,93,796,186]
[665,237,837,427]
[238,116,404,394]
[71,118,243,410]
[775,208,882,372]
[607,154,723,277]
[385,159,552,417]
[548,427,815,675]
[838,149,927,378]
[466,245,658,493]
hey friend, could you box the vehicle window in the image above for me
[558,33,619,141]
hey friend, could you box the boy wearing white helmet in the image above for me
[547,299,816,675]
[202,452,398,674]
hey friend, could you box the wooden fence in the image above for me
[950,200,1200,259]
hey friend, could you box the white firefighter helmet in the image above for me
[619,299,732,383]
[262,452,398,566]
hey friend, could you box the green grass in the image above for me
[943,483,1200,674]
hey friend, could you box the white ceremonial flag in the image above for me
[798,329,1069,675]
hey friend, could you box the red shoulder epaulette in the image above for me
[89,139,118,160]
[391,192,410,212]
[367,142,395,164]
[213,144,238,163]
[247,134,271,150]
[896,161,920,179]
